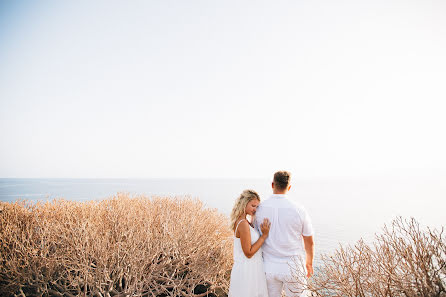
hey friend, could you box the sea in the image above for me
[1,177,445,263]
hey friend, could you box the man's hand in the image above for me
[306,262,314,278]
[302,235,314,278]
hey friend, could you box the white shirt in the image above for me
[254,194,314,275]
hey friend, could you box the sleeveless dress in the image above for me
[228,220,269,297]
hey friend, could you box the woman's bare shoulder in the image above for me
[235,219,249,237]
[237,219,249,226]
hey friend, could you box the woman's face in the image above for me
[245,199,260,216]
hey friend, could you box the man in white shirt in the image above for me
[254,171,314,297]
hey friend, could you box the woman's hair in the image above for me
[230,189,260,231]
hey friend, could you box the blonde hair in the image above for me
[230,190,260,231]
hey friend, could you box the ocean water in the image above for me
[1,177,445,261]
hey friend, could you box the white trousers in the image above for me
[265,272,307,297]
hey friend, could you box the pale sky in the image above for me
[1,0,445,178]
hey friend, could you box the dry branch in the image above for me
[292,217,446,297]
[0,194,233,297]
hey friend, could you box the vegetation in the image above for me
[0,194,233,297]
[292,217,446,297]
[1,194,445,297]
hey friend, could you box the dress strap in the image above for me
[234,219,246,234]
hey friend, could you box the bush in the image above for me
[293,217,446,297]
[0,194,233,297]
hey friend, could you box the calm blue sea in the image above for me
[1,177,445,261]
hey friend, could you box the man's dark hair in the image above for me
[273,171,291,190]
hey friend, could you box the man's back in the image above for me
[255,194,313,274]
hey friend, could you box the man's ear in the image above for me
[288,185,291,191]
[272,182,275,189]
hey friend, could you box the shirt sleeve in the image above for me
[301,207,314,236]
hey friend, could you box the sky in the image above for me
[1,0,445,179]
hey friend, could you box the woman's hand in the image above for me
[260,218,271,237]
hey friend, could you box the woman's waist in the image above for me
[233,250,263,262]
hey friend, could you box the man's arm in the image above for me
[302,235,314,277]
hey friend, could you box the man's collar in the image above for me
[271,194,287,198]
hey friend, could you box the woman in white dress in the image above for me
[228,189,271,297]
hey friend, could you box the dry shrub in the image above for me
[0,194,233,297]
[293,217,446,297]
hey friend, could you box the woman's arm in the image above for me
[237,219,270,259]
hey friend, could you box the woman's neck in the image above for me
[239,215,253,226]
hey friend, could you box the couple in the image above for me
[228,171,315,297]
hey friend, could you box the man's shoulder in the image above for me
[256,197,274,215]
[286,198,305,208]
[259,195,309,209]
[284,198,311,216]
[260,196,274,204]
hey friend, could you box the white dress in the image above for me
[228,220,269,297]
